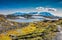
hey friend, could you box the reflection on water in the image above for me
[7,19,44,23]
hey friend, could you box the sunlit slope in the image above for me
[0,16,62,40]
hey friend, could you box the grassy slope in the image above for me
[0,17,62,40]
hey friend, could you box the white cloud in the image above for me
[46,8,57,12]
[36,7,57,12]
[36,7,44,11]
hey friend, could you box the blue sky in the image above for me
[0,0,62,9]
[0,0,62,16]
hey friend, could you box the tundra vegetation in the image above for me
[0,15,62,40]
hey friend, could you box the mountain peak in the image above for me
[39,12,54,16]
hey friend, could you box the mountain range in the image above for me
[8,12,54,16]
[6,12,62,20]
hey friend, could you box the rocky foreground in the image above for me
[0,15,62,40]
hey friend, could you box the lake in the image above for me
[7,19,44,23]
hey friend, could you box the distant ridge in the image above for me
[7,12,54,16]
[6,11,62,20]
[39,12,54,16]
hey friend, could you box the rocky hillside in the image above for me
[0,16,29,34]
[0,15,62,40]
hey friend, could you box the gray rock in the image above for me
[53,25,62,40]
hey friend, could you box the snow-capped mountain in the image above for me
[28,12,38,15]
[6,11,62,20]
[12,12,26,16]
[10,12,54,17]
[39,12,54,16]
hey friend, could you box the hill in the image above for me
[0,15,62,40]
